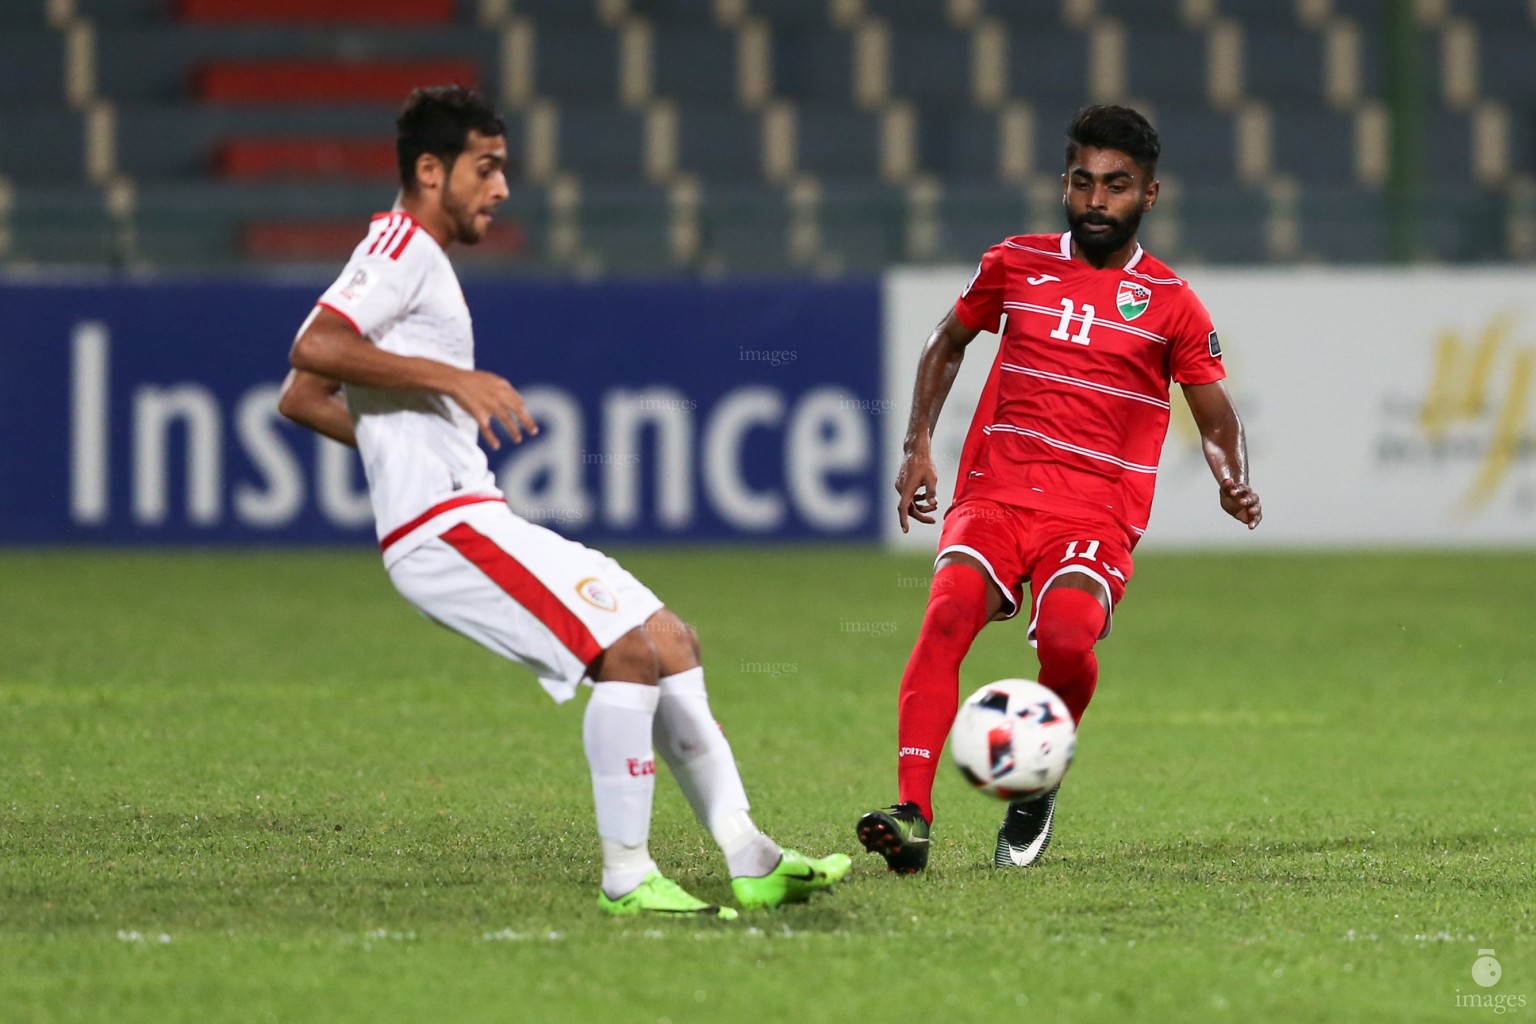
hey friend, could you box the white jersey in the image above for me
[313,211,503,564]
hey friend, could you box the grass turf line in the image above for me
[1,548,1532,1023]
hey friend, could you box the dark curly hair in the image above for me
[396,85,506,192]
[1065,105,1160,179]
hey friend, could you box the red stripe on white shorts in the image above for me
[379,494,504,554]
[440,521,604,666]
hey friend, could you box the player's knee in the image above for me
[645,608,700,666]
[592,626,660,685]
[923,589,987,644]
[1035,587,1104,661]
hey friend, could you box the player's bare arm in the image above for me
[277,368,356,447]
[896,309,982,532]
[290,307,538,449]
[1182,380,1262,529]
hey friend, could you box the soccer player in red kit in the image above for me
[857,105,1262,873]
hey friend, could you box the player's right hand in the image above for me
[449,369,540,449]
[895,450,939,533]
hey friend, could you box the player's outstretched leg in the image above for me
[587,625,735,919]
[993,583,1101,868]
[645,610,849,910]
[994,783,1059,868]
[858,562,991,873]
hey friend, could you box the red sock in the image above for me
[1035,587,1106,724]
[896,565,991,823]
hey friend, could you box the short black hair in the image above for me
[396,85,506,191]
[1065,105,1160,179]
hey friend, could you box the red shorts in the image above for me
[935,499,1134,644]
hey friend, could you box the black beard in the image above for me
[1067,208,1142,263]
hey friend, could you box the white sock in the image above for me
[653,667,782,878]
[584,681,661,898]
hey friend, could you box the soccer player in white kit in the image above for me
[277,86,850,919]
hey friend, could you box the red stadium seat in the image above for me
[179,0,455,22]
[243,219,525,261]
[197,61,480,104]
[216,139,398,180]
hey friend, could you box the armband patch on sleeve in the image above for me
[1208,330,1222,358]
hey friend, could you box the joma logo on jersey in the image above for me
[1116,281,1151,321]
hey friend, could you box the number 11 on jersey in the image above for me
[1049,299,1095,346]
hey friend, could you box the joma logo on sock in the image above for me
[627,758,656,777]
[899,747,932,759]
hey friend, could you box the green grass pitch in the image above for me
[1,547,1532,1023]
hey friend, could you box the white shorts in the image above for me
[386,501,665,703]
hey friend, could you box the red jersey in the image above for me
[951,232,1225,544]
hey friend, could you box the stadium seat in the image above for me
[114,103,407,178]
[1164,180,1270,265]
[1411,186,1508,261]
[1094,0,1203,26]
[817,180,909,270]
[133,179,386,265]
[1001,27,1094,113]
[94,25,497,102]
[7,183,118,265]
[75,0,177,22]
[528,23,624,103]
[1419,109,1478,185]
[674,104,769,183]
[216,139,398,180]
[1120,27,1216,105]
[694,180,794,272]
[886,24,978,107]
[1152,104,1243,184]
[1267,105,1361,184]
[915,107,1009,183]
[0,32,67,103]
[1292,184,1390,262]
[196,61,483,104]
[1212,0,1304,27]
[860,0,955,25]
[932,182,1039,264]
[176,0,456,22]
[743,0,832,25]
[1239,26,1331,105]
[1445,0,1536,27]
[553,104,650,183]
[650,25,743,104]
[769,27,859,106]
[793,105,889,182]
[626,0,731,22]
[575,182,678,273]
[1478,31,1536,104]
[0,107,89,182]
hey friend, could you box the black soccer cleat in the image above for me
[857,802,931,874]
[994,783,1059,868]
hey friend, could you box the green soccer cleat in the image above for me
[598,870,739,920]
[731,849,853,910]
[856,802,931,874]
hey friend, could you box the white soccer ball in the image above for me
[949,678,1076,801]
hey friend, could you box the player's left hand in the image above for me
[1219,477,1262,529]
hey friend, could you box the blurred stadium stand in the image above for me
[0,0,1532,274]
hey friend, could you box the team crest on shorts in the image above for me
[1116,280,1151,321]
[576,577,618,612]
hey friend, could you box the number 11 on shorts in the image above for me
[1061,540,1100,562]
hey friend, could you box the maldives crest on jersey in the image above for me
[1116,280,1151,321]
